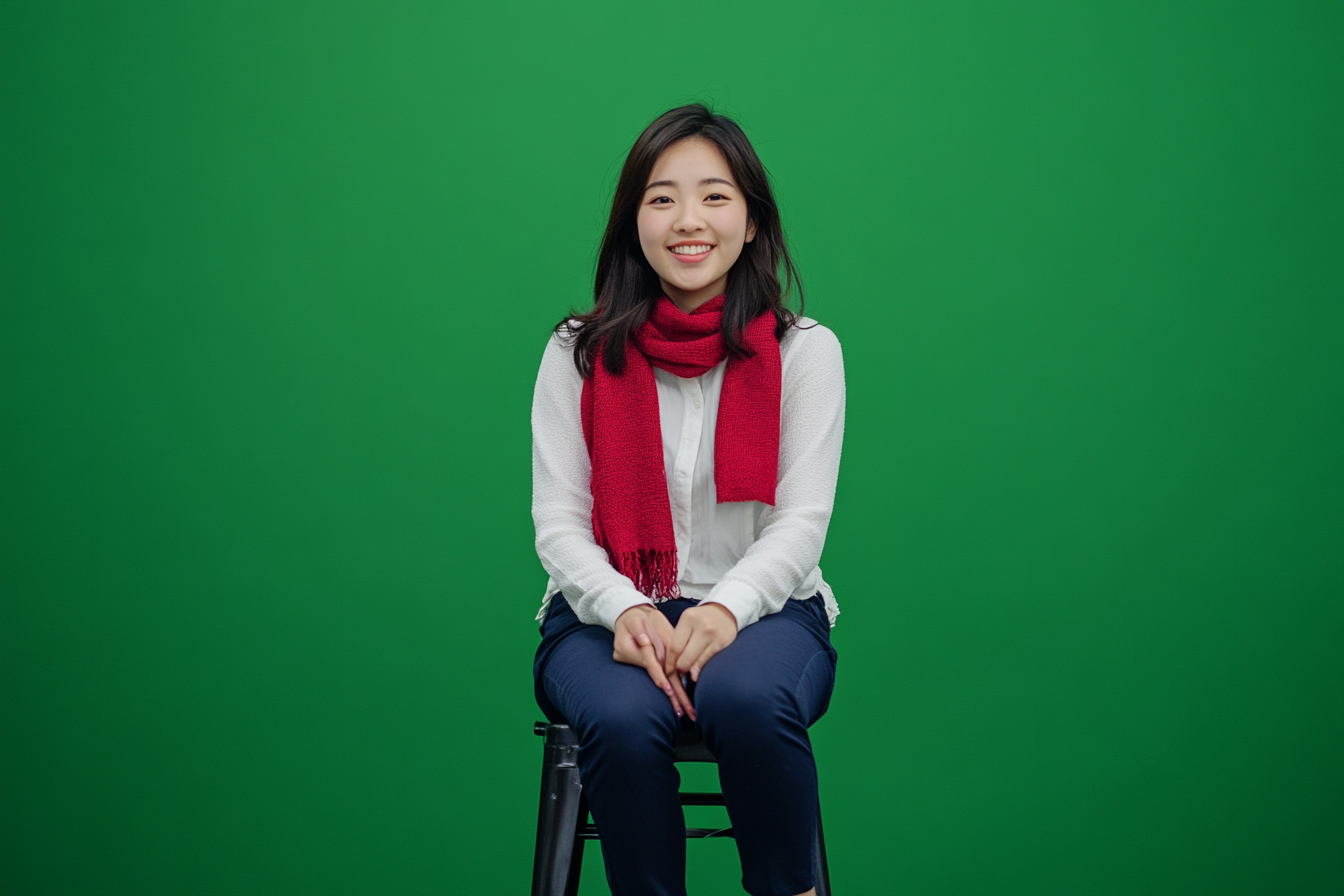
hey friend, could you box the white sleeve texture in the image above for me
[531,332,653,630]
[705,325,846,630]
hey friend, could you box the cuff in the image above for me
[593,586,655,632]
[703,580,763,631]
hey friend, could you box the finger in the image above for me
[675,630,712,675]
[663,635,681,678]
[668,611,692,645]
[665,619,693,675]
[629,615,663,665]
[639,643,681,715]
[614,615,651,665]
[645,622,666,666]
[631,614,652,648]
[667,670,695,721]
[688,641,724,682]
[661,665,687,718]
[644,648,680,718]
[613,627,639,664]
[637,609,676,666]
[640,641,667,688]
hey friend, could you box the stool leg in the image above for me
[531,724,583,896]
[562,791,588,896]
[813,802,832,896]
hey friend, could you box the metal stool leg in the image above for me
[532,720,833,893]
[813,801,832,896]
[531,724,583,896]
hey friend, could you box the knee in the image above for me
[574,685,676,759]
[694,670,794,735]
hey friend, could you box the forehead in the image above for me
[647,138,734,184]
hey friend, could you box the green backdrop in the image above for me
[2,2,1341,894]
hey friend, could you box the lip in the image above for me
[667,242,715,263]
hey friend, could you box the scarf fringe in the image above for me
[614,548,682,601]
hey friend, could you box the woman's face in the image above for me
[637,137,756,313]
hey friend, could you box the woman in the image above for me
[531,104,845,896]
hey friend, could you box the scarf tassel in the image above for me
[614,548,682,601]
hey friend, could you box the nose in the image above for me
[672,200,706,234]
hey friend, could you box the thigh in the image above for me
[535,596,680,742]
[694,595,838,728]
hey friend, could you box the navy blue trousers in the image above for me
[534,594,837,896]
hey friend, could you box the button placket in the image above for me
[671,378,704,574]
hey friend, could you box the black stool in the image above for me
[530,720,832,895]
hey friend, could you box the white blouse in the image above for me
[531,317,845,632]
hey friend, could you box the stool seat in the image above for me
[530,720,831,896]
[673,724,718,764]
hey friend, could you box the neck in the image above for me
[661,276,728,314]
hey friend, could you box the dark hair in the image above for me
[557,104,805,378]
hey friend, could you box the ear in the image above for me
[745,218,757,243]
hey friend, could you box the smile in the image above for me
[669,244,714,261]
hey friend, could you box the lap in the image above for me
[695,596,837,728]
[535,594,837,734]
[541,611,672,731]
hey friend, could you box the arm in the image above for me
[533,332,696,717]
[531,331,656,630]
[703,324,846,630]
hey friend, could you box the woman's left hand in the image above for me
[666,603,738,683]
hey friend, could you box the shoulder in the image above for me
[535,322,585,392]
[540,320,583,364]
[547,319,583,351]
[778,317,844,403]
[780,317,843,366]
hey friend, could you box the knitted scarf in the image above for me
[580,295,781,600]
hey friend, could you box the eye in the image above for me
[650,196,672,204]
[706,193,726,201]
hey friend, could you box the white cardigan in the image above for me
[531,317,845,632]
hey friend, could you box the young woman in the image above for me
[530,104,845,896]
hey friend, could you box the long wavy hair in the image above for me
[558,104,805,378]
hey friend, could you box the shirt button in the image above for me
[693,399,701,409]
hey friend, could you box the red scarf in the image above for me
[581,295,781,599]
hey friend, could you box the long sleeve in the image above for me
[531,332,654,630]
[704,325,846,630]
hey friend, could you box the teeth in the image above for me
[671,244,713,255]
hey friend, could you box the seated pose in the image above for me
[531,103,845,896]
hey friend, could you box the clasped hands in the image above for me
[613,602,737,720]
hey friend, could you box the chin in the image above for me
[671,276,716,293]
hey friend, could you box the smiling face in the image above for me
[637,137,756,313]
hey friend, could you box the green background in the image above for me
[2,1,1341,893]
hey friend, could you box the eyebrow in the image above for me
[644,177,737,191]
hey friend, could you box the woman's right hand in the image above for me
[613,605,695,719]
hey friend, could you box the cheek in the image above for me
[712,208,749,245]
[635,213,665,268]
[636,210,661,248]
